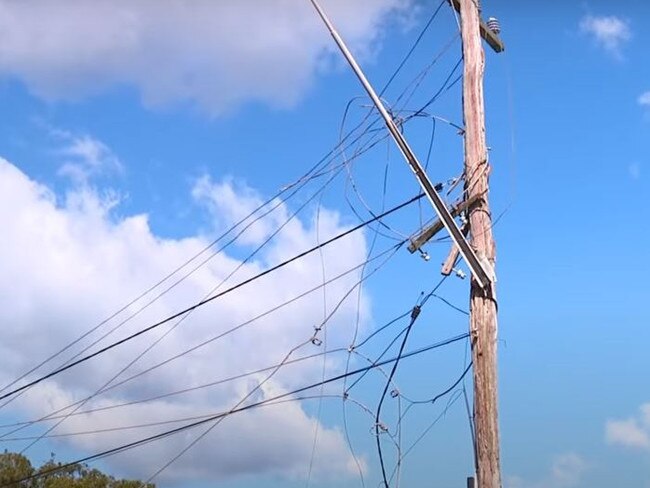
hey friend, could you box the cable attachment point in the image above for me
[311,337,323,347]
[418,249,430,262]
[390,389,399,398]
[410,305,421,320]
[347,345,355,353]
[453,268,466,280]
[374,422,389,434]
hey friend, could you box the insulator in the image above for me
[486,17,501,35]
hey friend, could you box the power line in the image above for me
[0,242,402,441]
[0,335,468,488]
[0,147,333,398]
[143,239,403,484]
[373,276,447,488]
[0,302,413,431]
[0,194,424,404]
[0,394,377,443]
[0,66,417,405]
[17,161,351,454]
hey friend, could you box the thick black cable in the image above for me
[0,61,419,403]
[17,160,349,453]
[374,306,420,488]
[373,275,448,488]
[0,243,402,441]
[0,147,340,398]
[0,194,424,403]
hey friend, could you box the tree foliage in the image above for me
[0,451,154,488]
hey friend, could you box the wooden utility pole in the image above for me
[459,0,502,487]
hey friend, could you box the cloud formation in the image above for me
[639,91,650,107]
[579,14,631,57]
[0,0,410,115]
[606,403,650,449]
[0,156,372,484]
[506,453,587,488]
[54,131,123,184]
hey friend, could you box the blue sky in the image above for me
[0,1,649,487]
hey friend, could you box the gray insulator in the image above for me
[487,17,501,35]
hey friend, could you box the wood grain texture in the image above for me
[459,0,502,486]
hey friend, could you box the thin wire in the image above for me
[406,361,473,405]
[340,40,462,240]
[463,325,478,473]
[0,394,390,443]
[0,125,363,400]
[0,303,416,432]
[344,276,447,396]
[144,240,404,484]
[0,194,425,404]
[0,243,402,441]
[373,275,449,488]
[18,165,347,454]
[0,337,464,488]
[339,123,395,488]
[396,389,464,465]
[381,0,447,93]
[0,66,416,407]
[305,183,333,487]
[431,294,469,315]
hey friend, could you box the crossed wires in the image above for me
[0,333,470,488]
[0,2,481,485]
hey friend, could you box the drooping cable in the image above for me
[0,336,467,488]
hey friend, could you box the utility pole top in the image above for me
[449,0,505,53]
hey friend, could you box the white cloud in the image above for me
[505,453,587,488]
[0,156,372,484]
[0,0,410,115]
[639,91,650,107]
[55,131,123,184]
[191,175,284,247]
[579,14,631,57]
[606,403,650,449]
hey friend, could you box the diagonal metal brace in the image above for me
[310,0,494,288]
